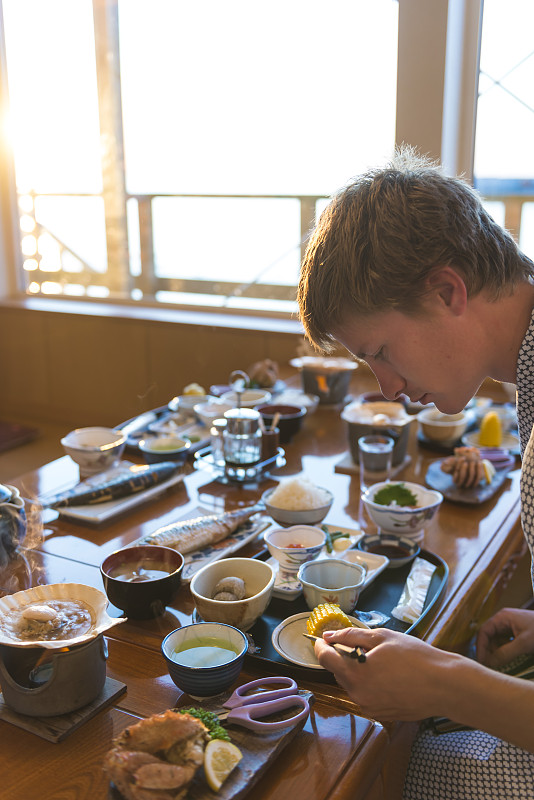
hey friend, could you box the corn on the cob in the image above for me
[478,411,502,447]
[306,603,354,638]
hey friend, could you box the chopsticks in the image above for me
[303,633,367,663]
[270,412,280,432]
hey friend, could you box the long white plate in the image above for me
[44,462,185,525]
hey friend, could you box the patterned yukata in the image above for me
[403,310,534,800]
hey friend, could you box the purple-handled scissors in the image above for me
[212,676,310,732]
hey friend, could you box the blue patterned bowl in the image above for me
[362,480,443,536]
[161,622,247,698]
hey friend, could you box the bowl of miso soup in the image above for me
[162,622,247,697]
[100,544,184,619]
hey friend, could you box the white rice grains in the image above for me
[267,478,331,510]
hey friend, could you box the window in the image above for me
[473,0,534,257]
[1,0,398,313]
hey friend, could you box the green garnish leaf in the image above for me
[175,707,230,741]
[373,483,418,507]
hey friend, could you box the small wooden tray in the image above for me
[0,676,126,743]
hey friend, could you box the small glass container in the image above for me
[223,408,262,470]
[210,418,227,467]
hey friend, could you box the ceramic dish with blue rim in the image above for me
[271,612,366,669]
[357,534,420,569]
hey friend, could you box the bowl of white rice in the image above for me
[261,477,334,527]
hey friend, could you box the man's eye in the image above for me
[373,347,385,361]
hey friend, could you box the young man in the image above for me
[297,148,534,797]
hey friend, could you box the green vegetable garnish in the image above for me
[175,707,230,741]
[373,483,418,507]
[322,525,351,553]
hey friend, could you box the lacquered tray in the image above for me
[245,548,448,682]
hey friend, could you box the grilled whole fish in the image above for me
[46,462,181,508]
[140,504,262,554]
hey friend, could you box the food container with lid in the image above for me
[290,356,358,405]
[342,401,414,466]
[223,408,262,472]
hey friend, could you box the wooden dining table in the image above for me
[0,374,529,800]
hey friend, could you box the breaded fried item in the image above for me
[104,710,209,800]
[440,446,495,488]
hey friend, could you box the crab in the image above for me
[104,710,209,800]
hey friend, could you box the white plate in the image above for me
[462,430,520,453]
[271,612,366,669]
[46,462,185,524]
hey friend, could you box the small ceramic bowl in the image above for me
[362,481,443,537]
[220,389,272,408]
[357,534,420,568]
[193,400,233,428]
[298,558,367,613]
[61,427,126,474]
[138,436,191,464]
[256,404,307,444]
[168,394,213,413]
[274,391,320,414]
[264,525,327,575]
[417,407,469,445]
[162,622,248,698]
[189,557,275,632]
[100,545,184,619]
[262,486,334,528]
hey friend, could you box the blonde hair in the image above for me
[298,147,534,350]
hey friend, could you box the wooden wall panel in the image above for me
[0,308,51,410]
[0,307,301,427]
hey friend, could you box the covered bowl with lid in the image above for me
[342,401,414,466]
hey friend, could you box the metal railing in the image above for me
[21,191,324,307]
[21,180,534,308]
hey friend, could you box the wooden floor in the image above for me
[0,418,67,484]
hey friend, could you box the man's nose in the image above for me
[369,363,405,402]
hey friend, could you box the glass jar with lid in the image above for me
[222,408,262,471]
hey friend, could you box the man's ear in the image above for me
[425,266,467,315]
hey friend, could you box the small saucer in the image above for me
[272,611,366,668]
[462,430,520,454]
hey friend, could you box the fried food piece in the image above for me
[104,710,209,800]
[247,359,279,387]
[440,446,495,488]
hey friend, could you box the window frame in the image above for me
[0,0,484,316]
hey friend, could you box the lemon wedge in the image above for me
[204,739,243,792]
[482,459,496,485]
[478,411,502,447]
[333,537,352,552]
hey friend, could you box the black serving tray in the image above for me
[245,548,448,683]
